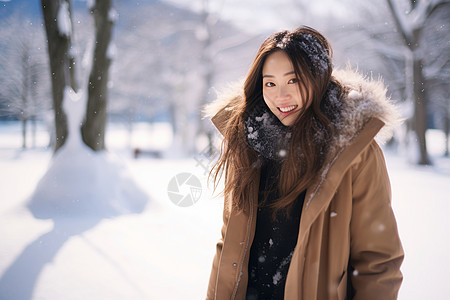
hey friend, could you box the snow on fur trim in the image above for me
[202,81,243,119]
[332,68,402,147]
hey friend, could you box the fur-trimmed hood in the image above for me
[330,69,401,148]
[206,68,401,151]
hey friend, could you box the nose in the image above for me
[277,85,290,100]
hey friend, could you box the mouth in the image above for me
[277,105,298,115]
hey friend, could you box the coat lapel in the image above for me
[212,108,386,248]
[298,118,385,245]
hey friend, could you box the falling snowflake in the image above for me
[273,272,283,285]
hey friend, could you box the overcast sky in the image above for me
[161,0,350,34]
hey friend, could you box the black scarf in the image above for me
[244,101,292,160]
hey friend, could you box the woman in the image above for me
[206,26,403,300]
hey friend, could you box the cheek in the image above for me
[262,95,273,110]
[262,91,275,105]
[292,86,303,101]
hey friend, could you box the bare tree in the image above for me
[0,16,51,148]
[107,0,257,156]
[41,0,77,152]
[386,0,450,164]
[421,5,450,157]
[81,0,115,151]
[320,0,449,163]
[107,1,200,153]
[41,0,115,152]
[195,0,266,154]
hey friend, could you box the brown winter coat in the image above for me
[206,69,404,300]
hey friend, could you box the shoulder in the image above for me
[349,139,392,206]
[203,84,244,136]
[351,140,388,178]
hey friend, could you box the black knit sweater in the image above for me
[246,158,305,300]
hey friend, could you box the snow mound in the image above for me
[28,88,148,219]
[28,146,148,218]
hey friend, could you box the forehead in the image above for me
[262,51,294,76]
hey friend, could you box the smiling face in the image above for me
[262,50,307,126]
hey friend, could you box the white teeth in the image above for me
[279,105,296,113]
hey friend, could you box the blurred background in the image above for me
[0,0,448,159]
[0,0,449,299]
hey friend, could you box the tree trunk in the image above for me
[31,116,37,148]
[41,0,75,152]
[81,0,114,151]
[412,56,431,164]
[445,107,449,157]
[21,50,29,149]
[197,7,215,154]
[21,118,27,149]
[386,0,432,165]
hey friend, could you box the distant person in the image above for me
[205,26,404,300]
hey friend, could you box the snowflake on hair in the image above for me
[297,33,330,76]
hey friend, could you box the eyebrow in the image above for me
[262,71,296,78]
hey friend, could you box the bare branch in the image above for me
[386,0,413,44]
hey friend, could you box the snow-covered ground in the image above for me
[0,121,449,300]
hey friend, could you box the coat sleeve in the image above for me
[349,141,404,300]
[206,198,231,300]
[206,108,232,300]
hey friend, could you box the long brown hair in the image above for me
[211,26,344,215]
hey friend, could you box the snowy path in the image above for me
[386,150,450,300]
[0,127,449,299]
[0,148,223,300]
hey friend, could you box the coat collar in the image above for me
[298,117,384,241]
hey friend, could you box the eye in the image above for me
[264,82,276,87]
[288,78,298,84]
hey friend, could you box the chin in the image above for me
[280,118,294,126]
[279,114,297,126]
